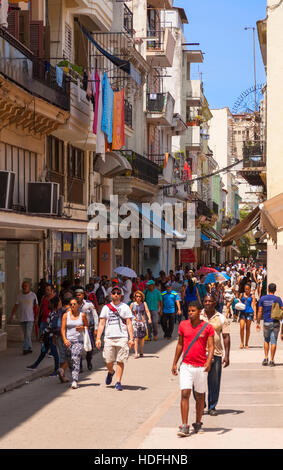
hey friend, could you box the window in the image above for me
[47,136,65,196]
[67,145,85,205]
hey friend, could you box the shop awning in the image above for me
[222,206,261,246]
[260,192,283,244]
[0,211,88,232]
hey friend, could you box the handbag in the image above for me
[178,322,209,371]
[271,297,283,321]
[235,302,246,311]
[83,327,92,352]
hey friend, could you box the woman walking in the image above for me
[130,291,152,358]
[239,284,256,349]
[61,298,88,389]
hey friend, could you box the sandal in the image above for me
[134,354,139,359]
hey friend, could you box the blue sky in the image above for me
[176,0,267,110]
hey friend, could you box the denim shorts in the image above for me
[239,312,254,321]
[263,322,280,345]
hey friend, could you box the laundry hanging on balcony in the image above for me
[102,72,114,145]
[74,18,142,86]
[183,161,192,181]
[112,89,125,150]
[96,72,105,159]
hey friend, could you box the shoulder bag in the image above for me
[178,322,209,371]
[271,297,283,321]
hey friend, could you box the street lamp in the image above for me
[244,26,257,113]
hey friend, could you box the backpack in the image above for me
[96,285,105,305]
[271,297,283,321]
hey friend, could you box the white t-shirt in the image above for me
[175,270,184,281]
[16,291,38,322]
[100,302,132,338]
[123,279,132,304]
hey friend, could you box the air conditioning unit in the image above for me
[0,171,15,210]
[27,182,59,215]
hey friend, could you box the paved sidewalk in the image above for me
[0,342,53,394]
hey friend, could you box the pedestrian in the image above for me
[257,283,283,366]
[239,284,256,349]
[144,280,162,340]
[38,284,55,336]
[130,291,152,358]
[184,279,198,316]
[160,283,182,340]
[59,280,73,302]
[10,281,39,355]
[61,297,88,389]
[57,297,71,383]
[171,301,214,437]
[95,286,134,391]
[122,276,132,305]
[201,295,230,416]
[195,275,207,307]
[26,296,61,376]
[75,288,98,371]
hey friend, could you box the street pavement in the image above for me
[1,320,283,449]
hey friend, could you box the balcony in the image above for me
[123,3,133,37]
[69,0,113,31]
[121,151,159,186]
[146,92,175,126]
[0,27,70,111]
[239,141,266,187]
[184,126,202,152]
[149,153,175,184]
[186,80,204,107]
[146,28,176,67]
[197,200,212,218]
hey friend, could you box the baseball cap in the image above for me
[111,286,122,294]
[74,288,85,294]
[147,280,155,286]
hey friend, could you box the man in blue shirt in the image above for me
[161,283,181,339]
[257,283,283,366]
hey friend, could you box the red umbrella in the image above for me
[195,267,218,276]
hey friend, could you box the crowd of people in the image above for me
[10,258,283,434]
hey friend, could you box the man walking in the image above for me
[257,283,283,366]
[10,281,38,355]
[95,286,134,391]
[172,301,214,436]
[161,283,182,339]
[144,280,162,341]
[201,294,230,416]
[75,288,99,371]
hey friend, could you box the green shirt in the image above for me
[144,289,162,311]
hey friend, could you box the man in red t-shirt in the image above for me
[172,301,214,437]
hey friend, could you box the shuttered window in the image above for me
[64,23,72,61]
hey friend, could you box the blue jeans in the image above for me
[21,321,34,351]
[217,303,224,314]
[208,356,222,410]
[33,336,59,372]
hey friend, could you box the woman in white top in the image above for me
[61,298,88,389]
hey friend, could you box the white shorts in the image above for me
[179,363,207,393]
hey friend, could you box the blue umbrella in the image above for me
[221,272,231,281]
[204,272,227,284]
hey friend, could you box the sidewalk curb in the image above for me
[0,365,53,395]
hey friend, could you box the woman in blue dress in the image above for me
[239,283,256,349]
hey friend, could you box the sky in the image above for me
[176,0,267,111]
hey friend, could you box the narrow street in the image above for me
[1,322,283,449]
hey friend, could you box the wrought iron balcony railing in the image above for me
[146,92,166,113]
[120,150,159,185]
[0,26,70,111]
[123,3,133,37]
[243,141,266,168]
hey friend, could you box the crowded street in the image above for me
[1,318,283,449]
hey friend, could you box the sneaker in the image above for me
[115,382,123,391]
[208,409,218,416]
[262,358,269,366]
[71,381,78,389]
[49,371,58,377]
[26,365,37,371]
[270,361,275,367]
[105,370,115,385]
[192,422,204,434]
[177,425,190,437]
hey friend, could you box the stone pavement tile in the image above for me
[0,342,53,394]
[139,427,283,449]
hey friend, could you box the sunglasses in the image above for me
[112,291,121,295]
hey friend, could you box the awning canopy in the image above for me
[0,210,88,232]
[260,192,283,244]
[222,206,261,246]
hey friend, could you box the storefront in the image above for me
[48,231,87,288]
